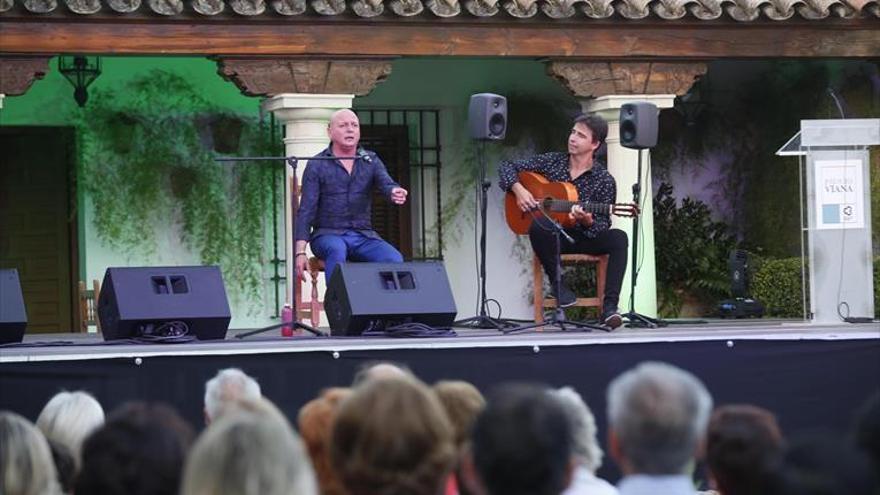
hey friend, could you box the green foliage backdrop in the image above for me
[80,71,276,305]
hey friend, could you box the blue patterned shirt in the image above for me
[295,146,400,242]
[498,151,617,238]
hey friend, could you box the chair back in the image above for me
[78,279,102,333]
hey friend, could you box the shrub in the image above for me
[653,183,737,317]
[751,257,805,318]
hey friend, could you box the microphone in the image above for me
[357,148,372,163]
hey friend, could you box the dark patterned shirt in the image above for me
[498,151,616,238]
[295,146,400,242]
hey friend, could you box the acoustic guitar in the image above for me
[505,171,639,235]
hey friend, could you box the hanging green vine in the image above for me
[79,71,275,307]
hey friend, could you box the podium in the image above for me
[778,119,879,323]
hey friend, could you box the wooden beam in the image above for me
[1,20,878,58]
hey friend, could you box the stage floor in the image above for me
[3,316,878,467]
[2,318,877,363]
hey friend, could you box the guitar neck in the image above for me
[547,200,611,215]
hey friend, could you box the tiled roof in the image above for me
[1,0,876,19]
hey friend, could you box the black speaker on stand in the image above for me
[0,268,27,344]
[619,102,667,329]
[455,94,519,330]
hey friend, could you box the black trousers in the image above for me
[528,218,629,312]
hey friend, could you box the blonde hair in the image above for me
[432,380,485,449]
[36,390,104,467]
[1,411,62,495]
[182,399,317,495]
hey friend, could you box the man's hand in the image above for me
[295,255,309,282]
[391,187,408,205]
[512,183,539,212]
[570,204,594,227]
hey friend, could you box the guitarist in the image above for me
[498,113,627,329]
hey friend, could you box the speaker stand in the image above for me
[454,141,520,331]
[622,149,667,329]
[236,320,325,339]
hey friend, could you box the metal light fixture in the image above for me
[675,77,708,127]
[58,55,101,107]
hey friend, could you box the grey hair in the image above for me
[181,408,318,495]
[36,390,105,468]
[204,368,262,422]
[606,361,713,475]
[1,411,62,495]
[548,387,604,472]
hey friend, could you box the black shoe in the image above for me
[550,284,577,308]
[602,310,623,330]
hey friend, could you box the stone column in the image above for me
[585,94,675,318]
[261,94,354,313]
[547,61,706,318]
[218,57,393,324]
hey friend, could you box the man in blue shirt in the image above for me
[294,109,408,283]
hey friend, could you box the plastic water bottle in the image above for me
[281,303,294,337]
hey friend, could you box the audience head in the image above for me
[606,361,713,475]
[549,386,604,473]
[204,368,262,424]
[298,387,353,495]
[183,397,318,495]
[470,383,573,495]
[332,376,456,495]
[0,411,61,495]
[432,380,486,450]
[705,404,784,495]
[36,390,104,467]
[351,361,414,386]
[75,401,194,495]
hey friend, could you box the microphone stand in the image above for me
[505,212,609,334]
[216,154,368,338]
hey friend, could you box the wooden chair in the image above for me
[533,254,608,323]
[291,173,325,327]
[78,279,101,333]
[295,257,325,328]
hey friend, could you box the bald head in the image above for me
[327,109,360,152]
[329,109,358,126]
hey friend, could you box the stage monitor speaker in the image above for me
[98,266,231,341]
[619,102,659,149]
[324,262,457,336]
[729,250,750,298]
[0,268,27,344]
[468,93,507,141]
